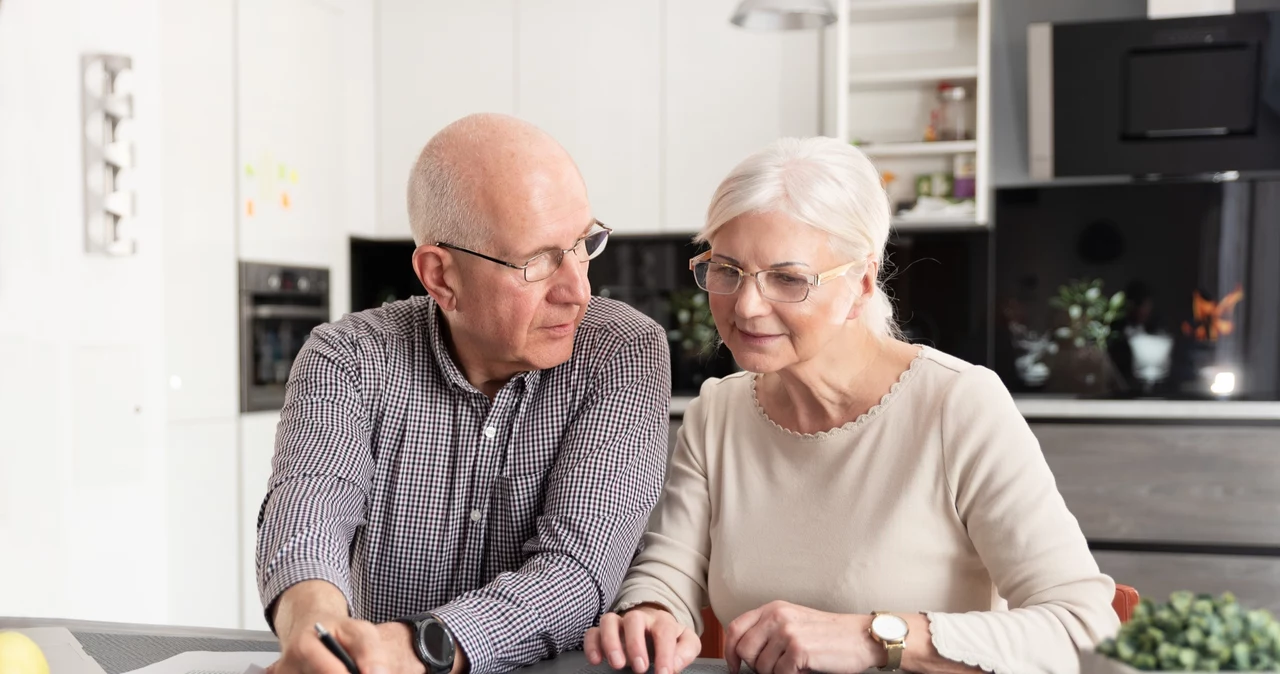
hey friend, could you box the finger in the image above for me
[650,617,680,674]
[621,610,651,673]
[335,621,389,674]
[598,613,628,670]
[775,649,804,674]
[753,634,788,674]
[585,627,604,665]
[292,634,349,674]
[724,609,761,674]
[732,623,769,674]
[674,627,702,671]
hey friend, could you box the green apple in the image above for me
[0,632,50,674]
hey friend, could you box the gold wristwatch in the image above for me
[869,612,909,672]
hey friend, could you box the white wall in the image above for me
[0,0,171,622]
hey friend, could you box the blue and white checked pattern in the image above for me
[255,295,671,674]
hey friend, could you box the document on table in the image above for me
[121,651,279,674]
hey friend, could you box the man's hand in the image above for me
[585,605,701,674]
[266,580,421,674]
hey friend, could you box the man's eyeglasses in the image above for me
[437,222,612,283]
[688,250,860,303]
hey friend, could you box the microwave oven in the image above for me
[1029,11,1280,180]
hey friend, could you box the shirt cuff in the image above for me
[259,560,355,632]
[431,602,496,674]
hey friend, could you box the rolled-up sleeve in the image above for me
[432,326,671,674]
[255,325,376,628]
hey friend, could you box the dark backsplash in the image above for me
[994,179,1280,400]
[348,232,992,397]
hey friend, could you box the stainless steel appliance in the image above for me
[239,262,330,412]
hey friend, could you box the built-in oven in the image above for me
[239,262,330,412]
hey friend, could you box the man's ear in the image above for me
[413,245,459,311]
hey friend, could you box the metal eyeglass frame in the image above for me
[688,250,860,303]
[436,221,613,282]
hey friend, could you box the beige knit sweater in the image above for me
[613,347,1119,674]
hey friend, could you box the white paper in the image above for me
[120,650,280,674]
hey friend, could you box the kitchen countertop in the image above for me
[669,396,1280,422]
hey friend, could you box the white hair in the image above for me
[696,136,900,339]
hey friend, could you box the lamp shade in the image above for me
[730,0,836,30]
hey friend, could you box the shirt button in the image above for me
[483,426,497,439]
[470,509,482,522]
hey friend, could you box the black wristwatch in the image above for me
[397,613,456,674]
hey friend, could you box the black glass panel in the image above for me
[994,181,1280,400]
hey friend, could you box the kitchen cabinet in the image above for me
[236,0,347,268]
[167,417,240,628]
[376,0,517,240]
[663,0,821,233]
[516,1,662,234]
[239,411,282,631]
[374,0,820,238]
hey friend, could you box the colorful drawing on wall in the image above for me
[243,153,299,217]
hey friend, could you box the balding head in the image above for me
[407,113,585,249]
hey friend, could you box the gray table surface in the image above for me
[0,617,724,674]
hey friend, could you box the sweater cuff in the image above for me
[924,612,1002,674]
[611,589,698,633]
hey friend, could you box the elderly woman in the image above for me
[583,137,1119,674]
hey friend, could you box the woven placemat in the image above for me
[72,632,279,674]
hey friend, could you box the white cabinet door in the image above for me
[664,0,821,234]
[517,1,662,234]
[168,417,240,628]
[161,0,238,422]
[237,0,347,267]
[376,0,517,241]
[240,411,282,630]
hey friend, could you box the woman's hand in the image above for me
[724,601,879,674]
[584,605,703,674]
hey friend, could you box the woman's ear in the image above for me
[847,260,878,321]
[413,245,459,311]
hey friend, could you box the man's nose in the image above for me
[548,254,591,304]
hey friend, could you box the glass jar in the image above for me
[937,84,971,141]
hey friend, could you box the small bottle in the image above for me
[953,153,976,199]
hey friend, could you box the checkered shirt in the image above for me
[255,295,671,674]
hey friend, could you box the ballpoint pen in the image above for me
[315,622,361,674]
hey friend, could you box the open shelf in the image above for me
[891,215,987,231]
[846,0,979,22]
[848,65,978,89]
[858,140,977,157]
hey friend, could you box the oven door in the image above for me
[240,303,329,412]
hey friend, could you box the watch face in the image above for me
[871,614,909,641]
[422,620,455,666]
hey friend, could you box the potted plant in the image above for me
[1081,592,1280,672]
[667,289,736,392]
[1046,278,1126,395]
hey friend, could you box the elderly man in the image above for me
[256,114,671,674]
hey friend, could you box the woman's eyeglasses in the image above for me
[437,221,612,283]
[688,250,859,303]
